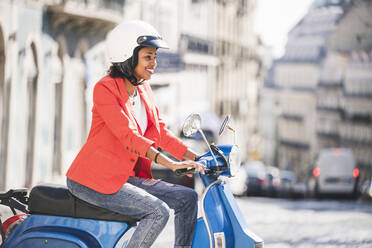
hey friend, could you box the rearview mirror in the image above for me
[182,113,219,165]
[219,115,231,136]
[182,114,201,137]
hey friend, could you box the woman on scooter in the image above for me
[66,20,205,248]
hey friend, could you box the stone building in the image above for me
[264,0,372,180]
[322,0,372,180]
[210,0,261,160]
[0,0,261,190]
[273,1,346,178]
[0,0,124,190]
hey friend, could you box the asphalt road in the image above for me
[238,197,372,248]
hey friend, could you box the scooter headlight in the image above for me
[228,145,240,177]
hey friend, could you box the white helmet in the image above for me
[106,20,169,63]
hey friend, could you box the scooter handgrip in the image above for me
[175,168,196,176]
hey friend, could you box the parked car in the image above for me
[279,170,296,198]
[280,170,308,198]
[263,166,281,197]
[310,148,359,198]
[360,177,372,202]
[243,161,266,196]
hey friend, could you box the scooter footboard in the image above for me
[197,181,263,248]
[2,215,131,248]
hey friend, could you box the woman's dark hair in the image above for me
[107,46,144,86]
[107,64,124,78]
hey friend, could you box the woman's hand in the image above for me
[182,148,200,161]
[146,146,205,176]
[170,160,206,175]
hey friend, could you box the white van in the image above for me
[313,148,359,197]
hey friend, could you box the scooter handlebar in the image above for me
[175,168,196,176]
[175,160,207,176]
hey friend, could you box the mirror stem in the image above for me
[227,125,237,145]
[198,128,219,165]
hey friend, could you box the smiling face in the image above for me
[134,46,157,81]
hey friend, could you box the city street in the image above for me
[1,0,372,248]
[154,197,372,248]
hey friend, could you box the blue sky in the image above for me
[254,0,314,58]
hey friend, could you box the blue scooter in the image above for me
[0,114,264,248]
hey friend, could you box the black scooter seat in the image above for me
[28,184,138,225]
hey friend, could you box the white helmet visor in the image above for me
[137,35,169,49]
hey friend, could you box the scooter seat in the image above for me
[28,184,138,225]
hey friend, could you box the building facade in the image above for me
[0,0,124,190]
[0,0,261,190]
[210,0,261,160]
[273,1,345,178]
[264,0,372,181]
[324,0,372,180]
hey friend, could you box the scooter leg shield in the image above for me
[191,217,210,247]
[196,181,263,248]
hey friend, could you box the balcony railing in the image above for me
[280,113,303,122]
[50,0,125,12]
[317,131,340,139]
[180,34,214,55]
[339,122,372,144]
[46,0,125,28]
[279,140,310,150]
[317,80,343,88]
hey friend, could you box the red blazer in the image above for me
[66,76,187,194]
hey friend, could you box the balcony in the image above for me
[316,98,342,112]
[156,52,184,73]
[45,0,125,32]
[317,80,343,88]
[180,34,214,55]
[280,113,303,122]
[279,139,310,150]
[339,122,372,145]
[342,97,372,118]
[317,131,340,140]
[343,91,372,99]
[316,116,340,142]
[316,123,339,135]
[281,45,326,63]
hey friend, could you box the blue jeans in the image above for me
[67,177,198,248]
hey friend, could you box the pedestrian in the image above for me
[65,20,205,248]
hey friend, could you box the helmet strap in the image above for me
[129,78,143,86]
